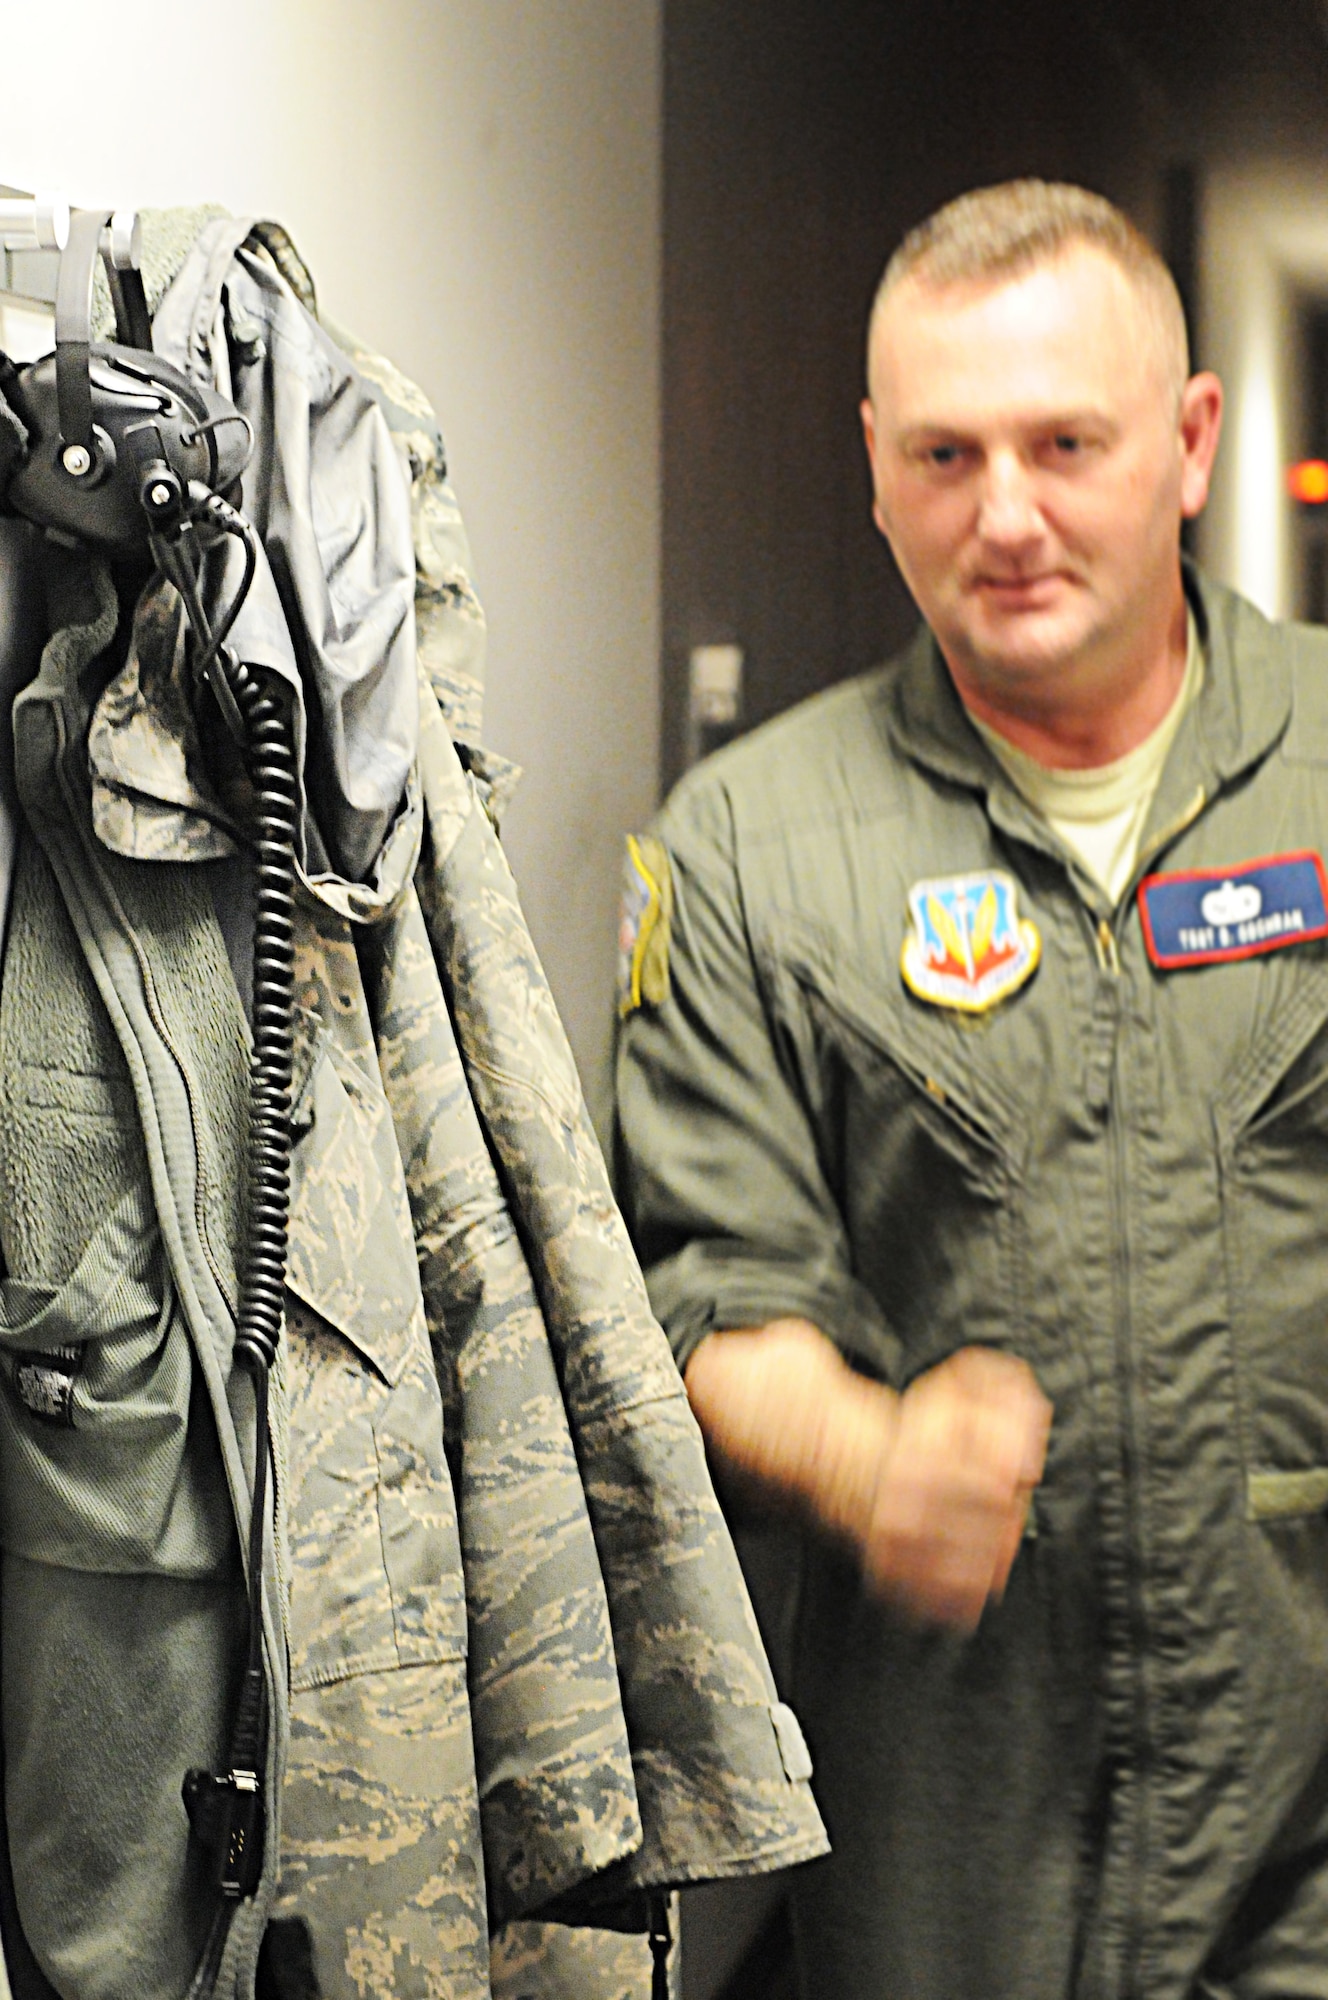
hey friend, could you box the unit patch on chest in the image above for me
[1138,852,1328,969]
[901,869,1041,1014]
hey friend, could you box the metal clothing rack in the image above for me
[0,187,60,361]
[0,190,144,364]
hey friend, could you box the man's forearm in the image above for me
[683,1318,897,1551]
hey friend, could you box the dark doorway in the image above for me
[661,0,1328,788]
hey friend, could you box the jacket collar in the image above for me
[875,562,1293,888]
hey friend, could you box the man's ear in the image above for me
[861,395,878,464]
[1179,371,1224,521]
[861,398,891,540]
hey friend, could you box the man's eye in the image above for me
[925,444,964,468]
[1051,434,1084,456]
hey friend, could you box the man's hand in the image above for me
[684,1322,1050,1634]
[860,1345,1051,1630]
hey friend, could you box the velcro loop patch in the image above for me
[618,832,673,1017]
[1138,852,1328,969]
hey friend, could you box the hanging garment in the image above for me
[0,215,826,2000]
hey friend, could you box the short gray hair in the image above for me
[867,180,1189,404]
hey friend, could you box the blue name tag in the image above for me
[1138,852,1328,969]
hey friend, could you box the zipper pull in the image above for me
[1086,919,1121,1115]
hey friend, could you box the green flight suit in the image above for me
[615,568,1328,2000]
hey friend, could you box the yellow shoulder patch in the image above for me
[618,833,673,1016]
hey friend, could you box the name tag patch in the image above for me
[901,869,1040,1013]
[1138,852,1328,969]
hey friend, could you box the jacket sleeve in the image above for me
[614,781,902,1384]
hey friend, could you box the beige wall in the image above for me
[3,0,662,1129]
[1196,152,1328,623]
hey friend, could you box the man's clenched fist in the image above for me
[859,1346,1051,1630]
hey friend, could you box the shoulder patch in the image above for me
[1138,852,1328,968]
[901,869,1040,1014]
[618,834,673,1016]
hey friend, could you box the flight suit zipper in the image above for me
[1076,887,1153,1996]
[1118,1189,1153,2000]
[1096,911,1151,2000]
[1093,784,1204,1998]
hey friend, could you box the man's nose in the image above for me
[975,452,1042,548]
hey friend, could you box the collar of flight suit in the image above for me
[877,561,1295,904]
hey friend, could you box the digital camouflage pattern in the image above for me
[274,1297,489,2000]
[87,573,242,863]
[0,214,827,2000]
[489,1907,680,2000]
[410,693,828,1908]
[273,900,488,1999]
[367,871,644,1918]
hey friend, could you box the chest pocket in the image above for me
[0,833,234,1577]
[287,1017,421,1385]
[283,1022,466,1685]
[0,1180,235,1576]
[771,930,1028,1379]
[1214,953,1328,1517]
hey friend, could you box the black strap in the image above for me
[105,262,153,354]
[54,207,112,448]
[256,1916,320,1999]
[649,1891,672,2000]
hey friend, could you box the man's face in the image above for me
[861,246,1221,717]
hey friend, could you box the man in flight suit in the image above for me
[615,179,1328,1998]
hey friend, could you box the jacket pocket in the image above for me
[773,939,1026,1373]
[0,1180,235,1576]
[1215,974,1328,1503]
[283,1039,466,1687]
[286,1024,421,1386]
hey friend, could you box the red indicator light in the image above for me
[1289,459,1328,503]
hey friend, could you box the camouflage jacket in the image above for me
[0,219,825,2000]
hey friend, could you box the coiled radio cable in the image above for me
[152,491,299,1990]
